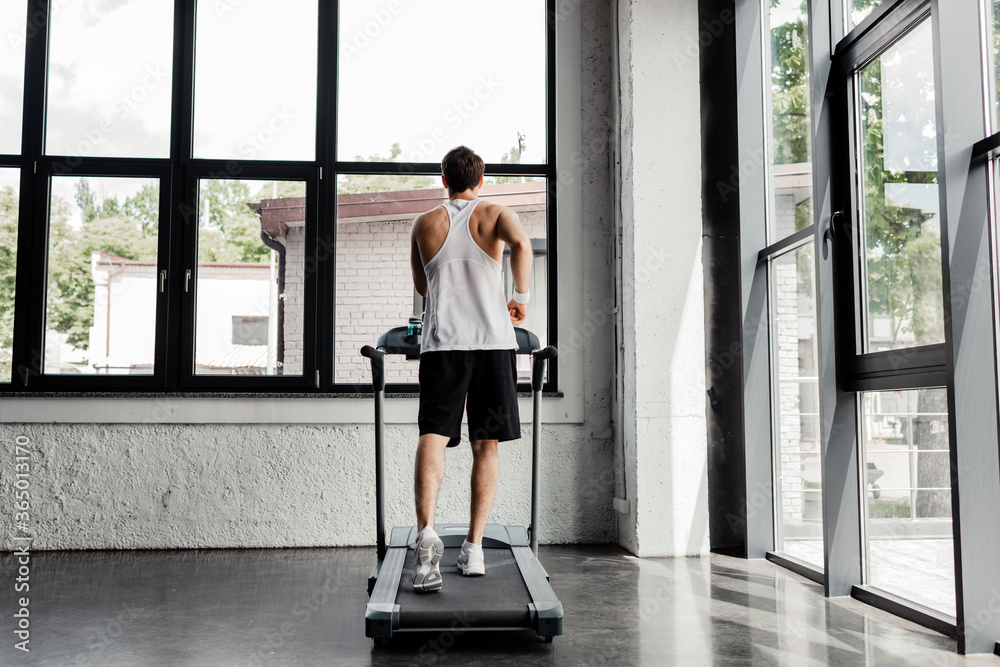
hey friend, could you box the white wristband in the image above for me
[512,289,530,304]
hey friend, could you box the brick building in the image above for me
[81,182,547,381]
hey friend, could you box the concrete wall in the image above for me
[0,423,611,549]
[615,0,710,557]
[0,0,618,551]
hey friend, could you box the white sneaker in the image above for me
[457,540,485,576]
[412,527,444,593]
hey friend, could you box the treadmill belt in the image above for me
[395,547,533,629]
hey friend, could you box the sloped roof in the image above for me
[200,344,268,369]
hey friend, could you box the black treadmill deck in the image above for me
[366,523,563,640]
[395,547,533,629]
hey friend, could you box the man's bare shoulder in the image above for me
[412,205,449,235]
[474,199,514,221]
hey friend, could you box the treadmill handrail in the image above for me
[360,329,556,561]
[529,346,556,555]
[361,345,387,559]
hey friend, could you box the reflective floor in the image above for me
[784,538,956,616]
[1,545,997,666]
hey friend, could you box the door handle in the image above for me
[822,211,844,259]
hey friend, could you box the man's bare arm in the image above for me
[496,206,532,324]
[411,218,428,297]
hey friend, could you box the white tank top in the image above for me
[420,198,518,353]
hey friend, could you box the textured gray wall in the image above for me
[0,423,613,549]
[0,0,617,552]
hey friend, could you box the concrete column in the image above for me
[615,0,709,557]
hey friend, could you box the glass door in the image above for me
[839,7,956,619]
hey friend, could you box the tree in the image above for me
[769,1,813,233]
[45,181,158,353]
[0,186,17,380]
[197,179,273,264]
[771,0,949,518]
[490,133,532,186]
[337,143,437,195]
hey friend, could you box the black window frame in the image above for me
[0,1,28,386]
[831,0,947,393]
[4,0,559,395]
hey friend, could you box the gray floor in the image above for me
[2,545,998,666]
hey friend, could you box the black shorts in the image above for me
[418,350,521,447]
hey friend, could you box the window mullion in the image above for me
[11,0,50,390]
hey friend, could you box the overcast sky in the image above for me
[1,2,27,154]
[3,0,547,221]
[8,0,545,162]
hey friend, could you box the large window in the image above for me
[856,20,943,352]
[193,0,317,161]
[193,179,307,377]
[43,176,160,375]
[1,2,26,384]
[861,388,954,616]
[738,0,1000,651]
[770,243,821,566]
[2,0,556,393]
[765,0,823,571]
[0,2,27,154]
[337,0,546,164]
[45,0,174,158]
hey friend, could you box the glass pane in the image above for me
[336,175,548,386]
[771,244,822,567]
[194,179,306,376]
[46,0,173,158]
[194,0,317,160]
[992,0,1000,128]
[337,0,546,164]
[0,2,26,154]
[851,0,880,30]
[0,169,19,381]
[44,177,160,375]
[857,20,944,352]
[769,0,813,242]
[862,388,955,616]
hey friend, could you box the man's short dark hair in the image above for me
[441,146,485,193]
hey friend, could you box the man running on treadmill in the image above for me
[409,146,533,593]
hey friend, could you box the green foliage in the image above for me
[771,0,943,346]
[46,182,159,352]
[42,176,293,355]
[858,37,943,346]
[337,143,437,194]
[769,0,810,166]
[0,186,17,380]
[123,184,160,237]
[868,498,912,519]
[197,180,275,264]
[491,133,531,185]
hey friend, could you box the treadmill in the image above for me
[361,324,563,643]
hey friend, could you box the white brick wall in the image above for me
[282,226,305,376]
[772,194,819,525]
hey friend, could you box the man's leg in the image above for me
[415,433,451,531]
[467,439,499,544]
